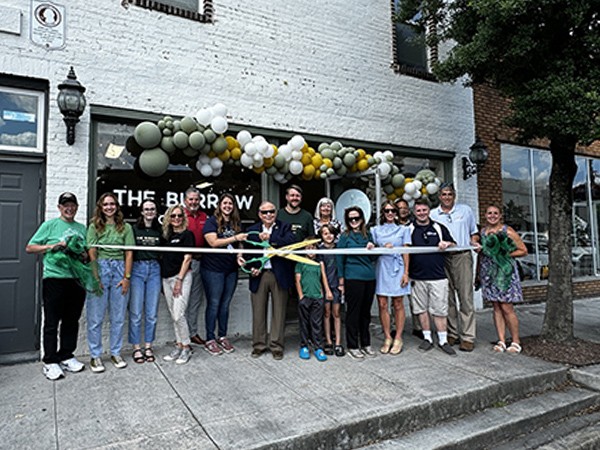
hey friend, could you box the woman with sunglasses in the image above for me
[371,201,411,355]
[201,193,247,355]
[86,193,135,373]
[336,206,377,360]
[128,200,162,364]
[161,205,195,364]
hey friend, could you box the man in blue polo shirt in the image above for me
[409,199,456,356]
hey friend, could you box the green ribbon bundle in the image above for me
[45,235,103,295]
[482,231,517,291]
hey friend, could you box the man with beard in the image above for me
[277,185,313,242]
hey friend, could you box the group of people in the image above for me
[27,182,527,380]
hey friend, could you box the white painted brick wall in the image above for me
[2,0,481,354]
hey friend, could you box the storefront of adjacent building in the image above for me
[473,84,600,303]
[0,0,477,357]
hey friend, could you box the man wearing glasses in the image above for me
[241,202,295,360]
[408,199,456,356]
[182,187,208,346]
[430,183,479,352]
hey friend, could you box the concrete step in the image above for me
[493,410,600,449]
[360,386,600,450]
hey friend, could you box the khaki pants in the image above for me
[444,251,476,342]
[251,271,288,352]
[163,272,193,346]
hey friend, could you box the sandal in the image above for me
[334,345,345,357]
[380,338,393,354]
[506,342,522,354]
[390,338,403,355]
[143,347,155,362]
[493,341,506,353]
[132,348,145,364]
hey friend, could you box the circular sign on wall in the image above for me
[335,189,372,224]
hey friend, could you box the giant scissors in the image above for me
[240,232,321,274]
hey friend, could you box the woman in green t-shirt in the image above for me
[86,193,134,373]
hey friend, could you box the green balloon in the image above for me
[200,144,211,155]
[134,122,162,149]
[318,143,329,152]
[384,184,394,194]
[392,174,405,188]
[203,129,217,144]
[320,172,327,180]
[163,115,173,122]
[173,131,189,149]
[158,120,166,130]
[321,148,335,160]
[266,166,278,175]
[182,146,199,157]
[181,116,198,134]
[211,136,228,154]
[162,128,172,136]
[320,164,328,172]
[336,165,347,176]
[330,141,342,151]
[343,153,356,167]
[173,120,181,132]
[139,148,169,177]
[326,168,335,176]
[333,157,343,169]
[161,136,176,154]
[274,154,287,169]
[188,131,206,150]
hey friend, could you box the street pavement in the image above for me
[1,298,599,449]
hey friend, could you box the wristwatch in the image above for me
[125,273,131,279]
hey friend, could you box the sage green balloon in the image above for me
[392,165,400,175]
[173,120,181,132]
[163,115,173,122]
[181,116,198,134]
[139,148,169,177]
[182,146,199,157]
[161,136,176,154]
[321,148,335,160]
[162,128,172,137]
[197,124,206,133]
[391,174,405,188]
[333,157,342,169]
[266,166,278,175]
[165,120,174,130]
[188,131,206,150]
[173,131,189,149]
[203,129,217,144]
[158,120,166,130]
[211,136,228,154]
[274,154,287,169]
[343,153,356,167]
[320,172,328,180]
[134,122,162,149]
[326,168,335,176]
[367,157,375,165]
[336,165,347,176]
[320,164,328,172]
[318,143,329,152]
[330,141,342,151]
[200,144,211,155]
[384,184,394,194]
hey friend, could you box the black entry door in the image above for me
[0,160,42,354]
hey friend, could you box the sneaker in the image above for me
[299,346,310,360]
[347,349,365,360]
[361,346,376,357]
[217,337,235,354]
[90,357,105,373]
[204,339,223,356]
[111,355,127,369]
[43,363,65,381]
[60,357,85,373]
[163,347,182,361]
[439,343,457,356]
[176,348,192,364]
[418,340,434,352]
[314,349,328,362]
[324,344,334,355]
[334,345,345,357]
[251,348,265,359]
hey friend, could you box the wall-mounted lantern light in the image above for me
[56,67,86,145]
[463,137,489,180]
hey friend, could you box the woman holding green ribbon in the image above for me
[477,204,527,354]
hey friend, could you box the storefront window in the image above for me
[0,87,44,152]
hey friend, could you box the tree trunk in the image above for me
[540,136,578,342]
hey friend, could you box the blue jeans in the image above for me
[86,259,130,358]
[128,260,161,345]
[201,268,238,341]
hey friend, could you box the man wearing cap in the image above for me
[182,187,208,346]
[430,183,480,352]
[277,185,313,242]
[26,193,89,380]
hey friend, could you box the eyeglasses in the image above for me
[383,208,397,214]
[171,213,184,218]
[348,217,361,223]
[259,209,276,215]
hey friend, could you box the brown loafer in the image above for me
[447,336,459,346]
[190,335,205,345]
[459,341,475,352]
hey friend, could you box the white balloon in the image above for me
[253,153,264,163]
[408,200,415,208]
[413,190,422,199]
[413,180,423,190]
[383,150,394,161]
[195,160,203,172]
[291,150,303,161]
[244,142,257,156]
[379,163,391,177]
[240,153,254,168]
[236,130,252,147]
[210,116,228,134]
[264,145,275,158]
[256,140,269,154]
[404,182,416,195]
[252,157,263,168]
[289,160,303,175]
[374,151,384,161]
[210,158,223,170]
[278,144,292,160]
[211,103,227,117]
[426,183,439,194]
[195,108,213,126]
[289,135,305,152]
[200,164,213,177]
[199,154,211,165]
[403,193,413,201]
[213,167,222,177]
[252,135,267,142]
[434,177,442,186]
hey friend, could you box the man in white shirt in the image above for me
[430,183,479,352]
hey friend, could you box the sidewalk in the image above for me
[1,298,599,449]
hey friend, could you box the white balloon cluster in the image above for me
[194,103,229,177]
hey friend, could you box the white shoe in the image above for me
[43,363,65,381]
[163,347,181,362]
[347,349,365,360]
[110,355,127,369]
[60,357,85,373]
[176,348,192,365]
[90,357,105,373]
[361,346,376,357]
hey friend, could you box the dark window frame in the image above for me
[123,0,214,23]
